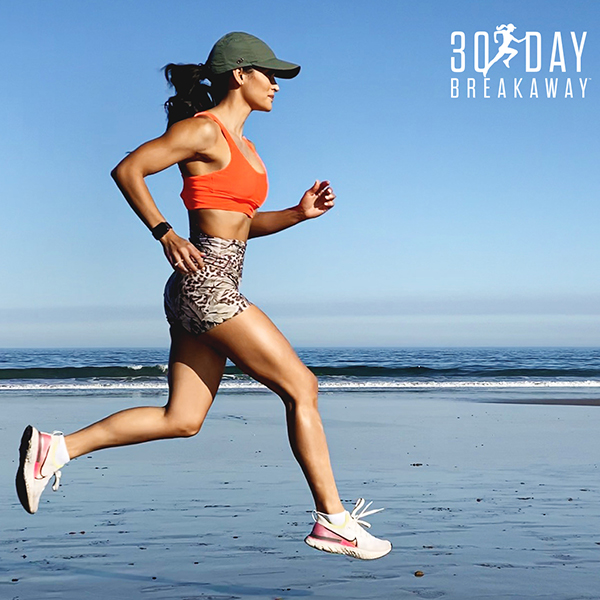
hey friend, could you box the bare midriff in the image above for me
[188,208,252,242]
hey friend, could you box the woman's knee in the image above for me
[163,408,204,438]
[174,421,203,438]
[284,370,319,410]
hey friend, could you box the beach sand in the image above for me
[1,389,599,599]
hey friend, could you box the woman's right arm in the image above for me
[111,118,218,273]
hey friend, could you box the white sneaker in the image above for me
[304,498,392,560]
[16,426,66,514]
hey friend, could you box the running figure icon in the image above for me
[483,24,525,77]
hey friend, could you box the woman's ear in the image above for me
[231,68,245,86]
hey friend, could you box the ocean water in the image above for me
[1,347,600,404]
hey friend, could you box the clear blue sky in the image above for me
[1,0,598,347]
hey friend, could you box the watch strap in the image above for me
[151,221,172,240]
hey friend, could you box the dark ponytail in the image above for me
[163,63,230,128]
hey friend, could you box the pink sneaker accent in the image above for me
[34,432,53,479]
[307,522,358,547]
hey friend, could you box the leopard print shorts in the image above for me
[164,232,250,335]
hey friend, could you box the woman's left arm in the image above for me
[249,180,335,239]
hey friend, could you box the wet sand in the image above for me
[1,390,599,599]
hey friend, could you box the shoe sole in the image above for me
[304,534,392,560]
[16,425,36,514]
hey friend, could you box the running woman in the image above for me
[15,32,391,560]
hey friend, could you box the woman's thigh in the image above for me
[166,326,227,426]
[203,305,316,400]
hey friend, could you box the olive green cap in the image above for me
[207,32,300,79]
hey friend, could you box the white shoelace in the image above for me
[52,470,62,492]
[43,430,66,492]
[349,498,385,529]
[312,498,386,528]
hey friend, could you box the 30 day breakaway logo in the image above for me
[450,25,590,99]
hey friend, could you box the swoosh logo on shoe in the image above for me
[310,532,358,547]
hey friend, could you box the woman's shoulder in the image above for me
[166,113,222,152]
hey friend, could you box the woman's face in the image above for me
[241,67,279,112]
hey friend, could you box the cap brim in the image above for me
[254,57,301,79]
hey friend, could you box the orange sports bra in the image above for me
[180,111,269,217]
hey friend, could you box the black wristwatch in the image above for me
[151,221,172,240]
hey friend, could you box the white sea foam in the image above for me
[2,379,600,392]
